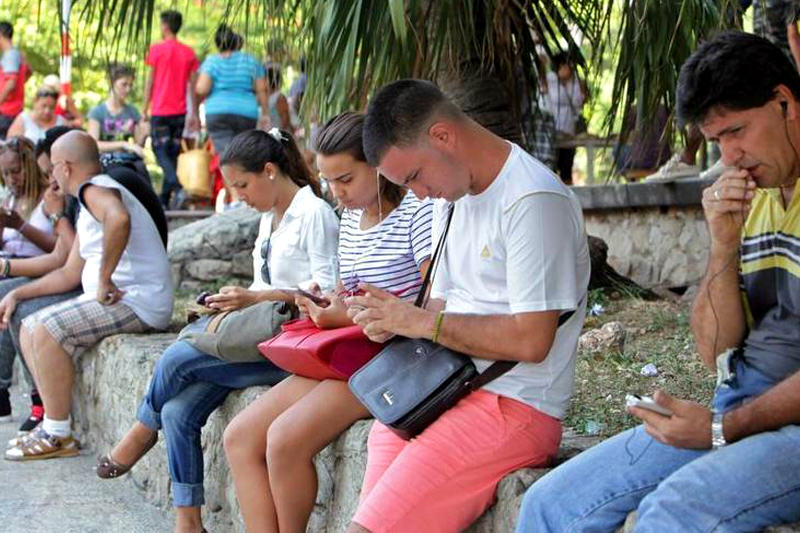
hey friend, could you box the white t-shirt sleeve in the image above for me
[409,200,433,266]
[302,204,340,291]
[503,192,581,314]
[1,49,21,74]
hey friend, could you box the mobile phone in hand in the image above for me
[292,288,330,308]
[625,394,673,417]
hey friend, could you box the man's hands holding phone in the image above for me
[626,389,715,449]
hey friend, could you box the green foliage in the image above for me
[607,0,738,144]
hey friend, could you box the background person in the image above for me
[87,64,150,184]
[197,25,269,157]
[7,88,65,144]
[0,22,28,140]
[266,63,292,131]
[144,10,199,209]
[543,52,588,184]
[41,74,82,128]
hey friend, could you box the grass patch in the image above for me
[565,293,715,437]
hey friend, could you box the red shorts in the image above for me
[352,389,562,532]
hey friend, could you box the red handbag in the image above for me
[258,318,384,381]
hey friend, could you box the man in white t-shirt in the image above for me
[345,79,590,532]
[3,131,173,461]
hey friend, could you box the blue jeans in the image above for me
[517,359,800,532]
[151,114,185,207]
[136,341,287,507]
[0,276,81,391]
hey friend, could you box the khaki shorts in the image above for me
[23,297,150,356]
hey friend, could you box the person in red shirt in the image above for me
[143,10,199,209]
[0,22,30,140]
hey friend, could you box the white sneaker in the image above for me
[699,159,727,181]
[645,154,700,182]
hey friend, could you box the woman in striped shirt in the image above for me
[224,112,432,531]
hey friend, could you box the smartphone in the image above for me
[625,394,673,417]
[291,288,330,307]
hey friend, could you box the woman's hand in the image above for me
[0,209,24,230]
[296,290,352,329]
[205,286,258,312]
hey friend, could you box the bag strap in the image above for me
[414,203,455,308]
[468,308,576,390]
[413,202,580,391]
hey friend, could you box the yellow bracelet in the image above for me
[431,311,445,344]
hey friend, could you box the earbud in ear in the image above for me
[782,100,788,117]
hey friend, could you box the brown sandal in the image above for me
[96,432,158,479]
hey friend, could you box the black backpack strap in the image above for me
[469,309,576,390]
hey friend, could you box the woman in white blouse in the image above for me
[97,128,339,533]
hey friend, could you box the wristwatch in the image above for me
[48,211,65,225]
[711,411,727,450]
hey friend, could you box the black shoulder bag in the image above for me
[349,204,574,440]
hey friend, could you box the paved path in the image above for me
[0,387,172,533]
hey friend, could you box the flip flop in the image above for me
[96,432,158,479]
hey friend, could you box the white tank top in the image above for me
[76,174,174,329]
[21,112,65,144]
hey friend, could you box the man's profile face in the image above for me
[377,130,470,202]
[700,98,797,188]
[49,145,71,195]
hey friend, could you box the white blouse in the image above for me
[1,200,54,258]
[250,185,339,292]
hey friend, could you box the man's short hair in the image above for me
[36,126,78,158]
[0,22,12,40]
[363,79,463,166]
[677,30,800,126]
[160,11,183,34]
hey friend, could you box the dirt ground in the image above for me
[565,291,715,437]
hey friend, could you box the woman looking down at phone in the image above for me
[0,136,56,257]
[223,112,433,532]
[97,128,339,533]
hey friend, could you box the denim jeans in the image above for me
[151,114,185,207]
[516,359,800,532]
[136,340,287,507]
[0,276,81,391]
[205,113,257,157]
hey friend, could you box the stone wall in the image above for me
[573,178,713,289]
[584,205,710,289]
[71,335,599,533]
[168,207,260,292]
[70,337,800,532]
